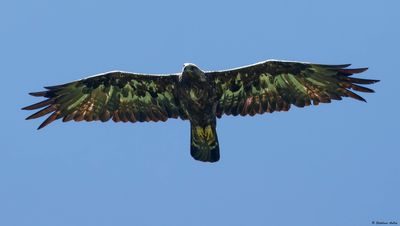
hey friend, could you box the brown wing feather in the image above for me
[207,60,379,118]
[23,71,187,129]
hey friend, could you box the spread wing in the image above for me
[23,71,186,129]
[207,60,379,118]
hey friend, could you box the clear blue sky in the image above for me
[1,1,398,226]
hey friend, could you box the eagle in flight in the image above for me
[23,60,379,162]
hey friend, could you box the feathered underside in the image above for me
[206,60,379,117]
[23,71,187,129]
[23,60,379,130]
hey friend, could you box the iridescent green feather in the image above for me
[208,60,378,117]
[23,71,184,129]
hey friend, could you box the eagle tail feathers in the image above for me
[190,123,220,162]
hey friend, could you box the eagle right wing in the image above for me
[207,60,379,117]
[23,71,187,129]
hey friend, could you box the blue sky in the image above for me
[1,0,399,226]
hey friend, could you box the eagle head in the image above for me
[181,63,206,82]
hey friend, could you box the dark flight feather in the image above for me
[207,60,379,118]
[23,71,187,129]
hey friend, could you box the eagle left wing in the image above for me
[206,60,379,118]
[23,71,186,129]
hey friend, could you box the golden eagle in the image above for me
[23,60,379,162]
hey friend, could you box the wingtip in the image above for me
[360,96,367,102]
[340,67,369,74]
[357,67,369,73]
[29,91,47,97]
[338,63,352,68]
[356,96,367,103]
[37,119,50,130]
[37,124,45,130]
[317,63,352,68]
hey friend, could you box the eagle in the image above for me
[23,60,379,162]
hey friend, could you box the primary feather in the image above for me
[207,61,378,117]
[23,71,186,129]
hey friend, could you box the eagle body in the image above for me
[178,64,220,161]
[23,60,379,163]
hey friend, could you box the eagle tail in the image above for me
[190,122,220,162]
